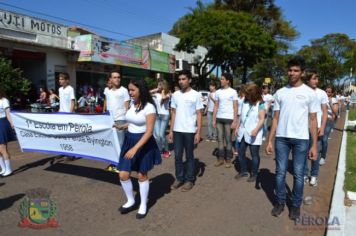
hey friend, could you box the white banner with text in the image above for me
[11,112,121,164]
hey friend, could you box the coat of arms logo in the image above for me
[19,188,59,229]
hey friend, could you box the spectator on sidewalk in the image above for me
[103,77,112,113]
[235,83,265,183]
[266,56,319,220]
[212,73,238,168]
[320,86,339,166]
[204,81,217,142]
[0,89,15,177]
[303,70,328,187]
[168,70,203,192]
[116,78,161,220]
[48,89,59,111]
[58,73,75,113]
[151,80,171,158]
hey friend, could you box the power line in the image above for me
[0,1,137,39]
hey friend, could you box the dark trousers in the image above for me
[173,132,195,183]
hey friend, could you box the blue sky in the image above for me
[1,0,356,51]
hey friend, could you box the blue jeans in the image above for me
[304,135,323,177]
[154,114,170,151]
[207,111,217,139]
[238,137,261,176]
[275,137,309,208]
[321,120,334,160]
[173,132,196,183]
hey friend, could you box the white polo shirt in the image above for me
[171,89,204,133]
[273,84,319,140]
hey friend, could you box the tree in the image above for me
[297,33,355,87]
[213,0,298,51]
[172,6,276,84]
[0,57,31,100]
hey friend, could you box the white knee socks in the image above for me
[0,157,5,175]
[2,159,12,176]
[138,180,149,215]
[120,179,135,208]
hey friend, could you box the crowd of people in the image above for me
[0,56,352,220]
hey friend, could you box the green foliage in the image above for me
[0,57,31,99]
[173,6,276,83]
[345,117,356,192]
[297,33,355,87]
[213,0,299,50]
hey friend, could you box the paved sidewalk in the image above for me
[0,113,346,236]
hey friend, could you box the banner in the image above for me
[11,112,121,165]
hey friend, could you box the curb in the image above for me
[327,111,351,236]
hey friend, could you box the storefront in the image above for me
[0,9,79,98]
[74,34,175,89]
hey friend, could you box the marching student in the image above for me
[235,83,265,182]
[0,89,15,177]
[151,80,171,158]
[204,81,218,142]
[168,70,204,192]
[58,73,75,113]
[319,86,339,166]
[266,56,319,220]
[303,70,328,187]
[116,78,161,219]
[212,73,238,168]
[105,71,130,172]
[261,85,274,140]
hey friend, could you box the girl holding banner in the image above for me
[0,89,15,177]
[115,78,161,219]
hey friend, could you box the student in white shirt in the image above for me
[235,83,265,182]
[105,71,130,172]
[115,78,161,220]
[266,56,319,220]
[234,85,246,156]
[168,70,204,192]
[151,80,171,158]
[212,73,238,168]
[0,89,15,177]
[106,71,130,146]
[262,85,274,140]
[58,73,75,113]
[204,81,217,142]
[320,86,339,166]
[303,70,328,187]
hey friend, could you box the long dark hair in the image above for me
[0,88,6,99]
[129,78,156,112]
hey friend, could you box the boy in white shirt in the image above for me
[168,70,204,192]
[266,56,319,220]
[303,70,328,187]
[58,73,75,113]
[105,71,130,172]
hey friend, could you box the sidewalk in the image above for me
[0,113,347,235]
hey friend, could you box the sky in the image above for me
[1,0,356,51]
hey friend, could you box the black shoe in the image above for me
[136,213,147,219]
[247,175,257,182]
[271,203,285,217]
[289,207,300,220]
[234,172,248,180]
[118,205,135,214]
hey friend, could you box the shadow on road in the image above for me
[12,156,57,175]
[255,168,276,206]
[44,163,118,184]
[147,173,175,209]
[0,193,25,212]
